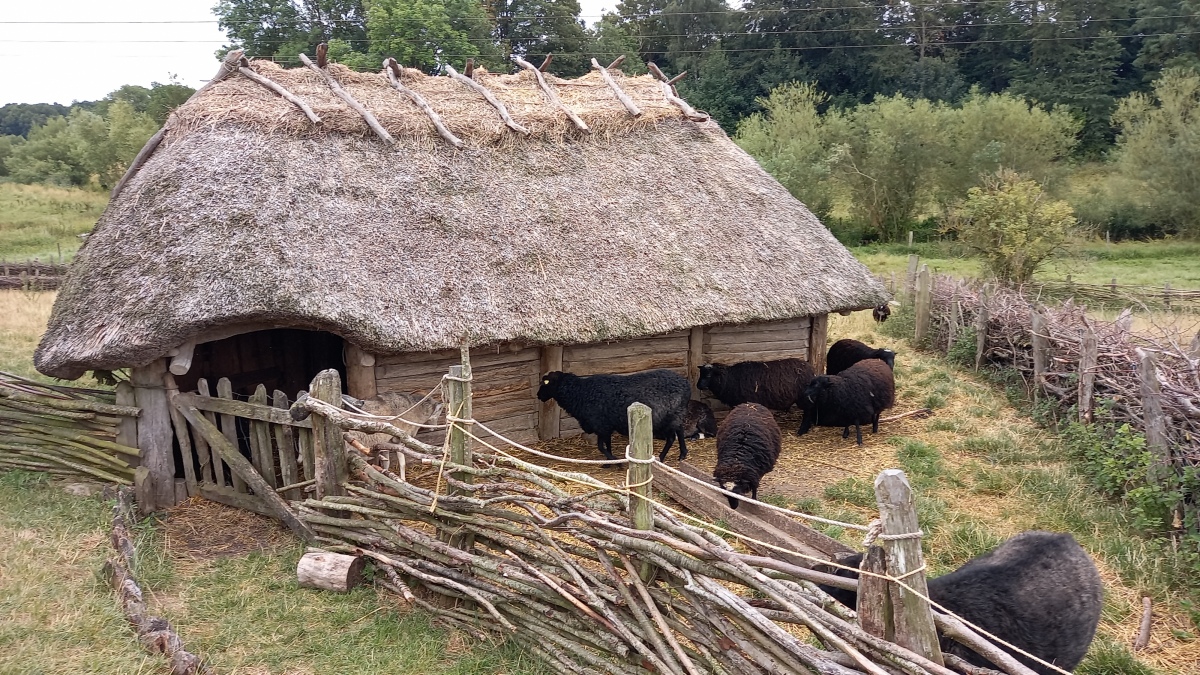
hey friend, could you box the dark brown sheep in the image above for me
[696,358,815,411]
[797,358,894,444]
[713,403,782,509]
[826,338,896,375]
[872,304,892,322]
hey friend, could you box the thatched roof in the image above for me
[35,58,888,380]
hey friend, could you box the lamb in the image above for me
[696,358,815,412]
[816,531,1102,675]
[345,391,443,450]
[712,403,782,510]
[826,338,896,375]
[537,369,692,462]
[872,304,892,322]
[796,358,894,445]
[683,400,718,440]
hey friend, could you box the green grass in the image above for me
[0,471,544,674]
[0,183,105,262]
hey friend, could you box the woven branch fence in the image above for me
[906,269,1200,539]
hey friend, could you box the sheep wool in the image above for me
[797,358,895,444]
[713,403,782,510]
[826,338,896,375]
[696,358,815,411]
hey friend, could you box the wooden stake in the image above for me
[538,53,553,71]
[1079,323,1097,423]
[299,52,393,144]
[856,546,891,639]
[514,56,589,131]
[975,285,990,371]
[444,64,529,135]
[1134,597,1152,651]
[1030,310,1049,397]
[914,265,932,344]
[384,58,463,148]
[538,345,563,440]
[874,469,943,665]
[607,55,626,69]
[464,58,474,78]
[237,60,322,124]
[310,369,347,501]
[316,42,328,68]
[131,359,177,507]
[627,401,656,582]
[590,58,642,117]
[1137,349,1173,487]
[667,71,688,86]
[114,382,138,466]
[657,80,708,121]
[445,352,475,551]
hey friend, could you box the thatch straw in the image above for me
[35,60,888,379]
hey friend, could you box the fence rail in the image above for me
[0,259,68,291]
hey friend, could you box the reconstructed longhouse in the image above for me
[35,52,888,502]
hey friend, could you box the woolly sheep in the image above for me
[872,304,891,322]
[537,369,692,462]
[713,403,782,510]
[816,531,1102,675]
[796,358,894,444]
[683,400,718,440]
[696,358,815,412]
[826,338,896,375]
[345,391,443,451]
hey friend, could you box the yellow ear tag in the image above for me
[543,379,549,385]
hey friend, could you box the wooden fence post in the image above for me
[310,369,347,501]
[1079,324,1097,423]
[627,402,656,582]
[856,546,892,639]
[975,285,989,371]
[1164,282,1172,310]
[538,345,563,441]
[1137,350,1172,486]
[875,469,943,665]
[907,230,914,248]
[445,350,475,551]
[1031,310,1049,398]
[115,381,138,467]
[131,359,177,509]
[905,255,919,298]
[810,313,829,375]
[947,298,962,355]
[914,265,931,345]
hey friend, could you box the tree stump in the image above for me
[297,551,365,592]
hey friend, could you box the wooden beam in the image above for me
[444,64,529,135]
[607,55,626,69]
[344,343,377,400]
[168,340,195,376]
[590,58,642,117]
[131,359,177,508]
[237,60,322,124]
[514,57,589,132]
[298,52,393,144]
[175,392,312,428]
[175,403,315,541]
[809,313,829,375]
[538,345,563,440]
[111,49,244,198]
[384,58,463,149]
[115,382,138,467]
[162,372,198,498]
[687,327,705,399]
[627,402,656,582]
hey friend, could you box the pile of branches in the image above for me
[0,372,138,483]
[927,276,1199,526]
[293,399,1021,675]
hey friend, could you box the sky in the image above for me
[0,0,617,106]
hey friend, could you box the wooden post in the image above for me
[297,550,365,592]
[249,385,277,488]
[889,272,896,295]
[1079,325,1097,423]
[974,285,989,371]
[445,352,475,551]
[914,266,931,345]
[687,327,705,399]
[1106,230,1111,245]
[115,382,138,467]
[538,345,563,440]
[162,372,198,498]
[131,359,177,508]
[197,379,224,488]
[875,469,943,665]
[310,369,347,501]
[168,340,195,376]
[905,255,919,298]
[856,546,892,639]
[907,230,914,247]
[1137,349,1172,486]
[1111,277,1118,294]
[216,378,245,493]
[273,390,301,501]
[947,299,962,354]
[134,466,154,517]
[1031,310,1049,397]
[627,402,656,582]
[344,344,378,400]
[809,313,829,374]
[1164,282,1172,310]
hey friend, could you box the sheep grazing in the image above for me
[713,403,781,510]
[797,358,894,444]
[816,531,1102,675]
[537,369,692,462]
[683,400,718,440]
[826,338,896,375]
[345,391,443,451]
[696,358,815,411]
[872,304,892,322]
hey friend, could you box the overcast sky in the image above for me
[0,0,616,106]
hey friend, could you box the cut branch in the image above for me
[514,57,589,132]
[237,59,321,124]
[444,64,529,135]
[590,58,641,117]
[384,58,462,148]
[659,81,709,122]
[298,52,393,144]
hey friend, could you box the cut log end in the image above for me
[297,551,366,592]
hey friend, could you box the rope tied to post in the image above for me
[862,518,924,547]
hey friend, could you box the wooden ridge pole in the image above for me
[591,58,642,117]
[514,56,589,131]
[444,64,529,135]
[299,49,393,144]
[383,59,463,148]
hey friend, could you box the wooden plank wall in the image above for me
[371,317,817,442]
[374,344,541,446]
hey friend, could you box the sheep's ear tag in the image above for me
[543,379,549,385]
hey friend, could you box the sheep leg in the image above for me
[854,424,863,446]
[676,432,688,462]
[796,412,813,437]
[842,427,850,439]
[597,433,616,462]
[658,433,675,462]
[872,413,880,434]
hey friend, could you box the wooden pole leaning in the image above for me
[590,58,642,117]
[514,56,589,131]
[299,50,393,144]
[626,402,656,582]
[874,469,943,665]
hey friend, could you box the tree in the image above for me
[0,103,75,138]
[677,45,750,131]
[1134,0,1200,77]
[214,0,367,65]
[490,0,591,76]
[4,116,87,186]
[1113,69,1200,235]
[948,170,1076,283]
[734,82,834,220]
[0,135,23,177]
[588,14,645,74]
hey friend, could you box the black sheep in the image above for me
[537,370,691,462]
[683,400,718,440]
[872,304,892,322]
[713,403,782,510]
[696,358,815,411]
[826,338,896,375]
[797,358,894,444]
[816,531,1102,675]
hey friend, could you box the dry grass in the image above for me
[0,290,57,380]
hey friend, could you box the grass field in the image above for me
[0,183,107,263]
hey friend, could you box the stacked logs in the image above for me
[0,373,138,483]
[296,423,991,675]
